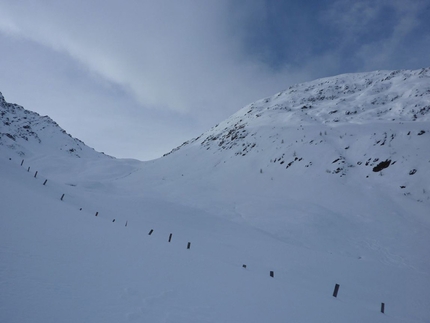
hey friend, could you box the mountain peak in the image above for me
[230,67,430,128]
[166,68,430,155]
[0,92,109,160]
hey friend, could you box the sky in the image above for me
[0,0,429,160]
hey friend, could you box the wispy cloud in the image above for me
[320,0,430,71]
[0,1,304,114]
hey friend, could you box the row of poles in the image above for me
[20,159,195,250]
[332,284,385,313]
[147,229,191,249]
[18,158,386,314]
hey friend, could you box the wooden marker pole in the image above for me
[43,179,47,185]
[168,233,172,242]
[148,229,154,235]
[187,242,191,249]
[381,303,385,314]
[270,271,274,278]
[60,194,65,201]
[333,284,340,297]
[34,171,38,178]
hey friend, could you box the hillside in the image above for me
[124,68,430,261]
[1,68,430,322]
[0,92,107,159]
[0,91,140,183]
[158,68,430,204]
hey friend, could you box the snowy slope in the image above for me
[124,68,430,268]
[0,91,140,184]
[0,91,107,160]
[1,68,430,322]
[159,67,430,204]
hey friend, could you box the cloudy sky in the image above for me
[0,0,429,160]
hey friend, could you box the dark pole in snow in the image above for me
[27,166,30,172]
[125,221,128,227]
[21,159,24,166]
[270,271,274,278]
[60,194,65,201]
[95,212,98,216]
[187,242,191,249]
[34,171,38,178]
[333,284,340,297]
[43,179,47,185]
[148,229,154,235]
[168,233,172,242]
[381,303,385,314]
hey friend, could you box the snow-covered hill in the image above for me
[1,68,429,323]
[160,67,430,203]
[0,92,140,183]
[0,91,107,159]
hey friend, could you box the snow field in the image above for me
[1,155,429,322]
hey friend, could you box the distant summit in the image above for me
[0,91,110,160]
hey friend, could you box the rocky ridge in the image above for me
[162,68,430,204]
[0,92,108,160]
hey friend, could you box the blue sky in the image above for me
[0,0,429,160]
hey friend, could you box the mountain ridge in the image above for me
[1,68,430,322]
[166,67,430,155]
[2,69,429,205]
[0,91,111,160]
[156,68,429,208]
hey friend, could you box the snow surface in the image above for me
[1,68,430,322]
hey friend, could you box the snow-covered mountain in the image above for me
[123,69,430,252]
[159,67,430,203]
[0,92,140,183]
[1,68,429,323]
[0,91,107,159]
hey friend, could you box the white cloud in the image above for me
[319,0,430,71]
[322,0,380,38]
[0,1,304,115]
[0,1,313,160]
[355,0,428,71]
